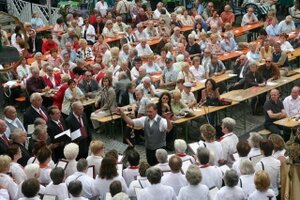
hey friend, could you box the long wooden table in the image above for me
[274,116,300,128]
[232,21,264,37]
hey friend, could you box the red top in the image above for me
[43,73,61,89]
[42,40,58,54]
[52,83,68,110]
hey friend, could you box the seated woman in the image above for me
[279,33,294,52]
[246,42,261,63]
[206,33,224,55]
[76,39,95,61]
[260,40,274,60]
[102,20,117,37]
[62,79,85,116]
[200,79,220,105]
[198,32,209,52]
[177,62,195,83]
[48,48,63,68]
[180,9,194,26]
[171,90,188,116]
[191,22,206,40]
[190,56,208,81]
[95,76,116,111]
[92,35,110,56]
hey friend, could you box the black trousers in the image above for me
[146,146,166,166]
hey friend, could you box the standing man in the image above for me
[65,101,91,159]
[4,105,26,137]
[117,103,172,166]
[283,86,300,117]
[264,89,287,135]
[0,119,10,155]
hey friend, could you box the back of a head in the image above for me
[224,169,239,187]
[50,167,65,185]
[185,164,202,185]
[127,149,140,167]
[259,139,274,157]
[236,141,251,157]
[24,163,40,179]
[197,147,210,165]
[239,160,255,175]
[155,149,168,163]
[174,139,187,154]
[64,143,79,160]
[22,178,40,198]
[99,156,118,179]
[77,158,88,172]
[139,161,150,177]
[169,155,182,173]
[36,146,52,164]
[254,170,271,192]
[110,180,122,197]
[68,180,82,197]
[146,167,162,184]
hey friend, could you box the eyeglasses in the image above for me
[265,61,271,63]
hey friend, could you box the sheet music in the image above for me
[70,129,81,141]
[209,187,219,200]
[54,129,70,139]
[232,153,239,161]
[27,124,35,135]
[181,159,192,174]
[87,166,95,179]
[42,194,57,200]
[56,160,68,170]
[117,164,123,176]
[188,142,201,154]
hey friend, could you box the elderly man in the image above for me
[219,117,239,167]
[161,155,188,195]
[0,119,10,155]
[65,158,97,199]
[135,89,151,117]
[137,167,176,200]
[170,27,183,46]
[26,67,49,95]
[144,21,159,40]
[135,38,153,57]
[78,71,99,98]
[230,55,250,90]
[65,101,91,159]
[181,82,197,108]
[28,29,43,54]
[4,106,25,137]
[160,58,178,89]
[11,128,30,166]
[136,77,156,98]
[60,28,76,49]
[43,66,61,89]
[220,5,235,25]
[113,16,127,33]
[134,23,147,41]
[186,34,201,56]
[241,7,258,26]
[202,2,214,20]
[60,43,77,64]
[23,93,49,131]
[278,15,296,34]
[131,57,142,81]
[283,86,300,117]
[264,89,287,135]
[153,2,170,19]
[118,103,172,166]
[31,52,47,69]
[155,148,171,171]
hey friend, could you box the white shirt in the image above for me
[18,196,41,200]
[248,148,261,159]
[44,182,69,200]
[280,41,294,52]
[135,43,153,57]
[17,64,31,80]
[135,83,156,98]
[161,172,188,195]
[283,95,300,117]
[278,20,296,34]
[273,149,286,160]
[65,159,77,178]
[178,184,210,200]
[199,165,222,189]
[232,157,249,176]
[137,183,176,200]
[220,132,239,167]
[153,9,170,19]
[86,155,103,175]
[65,172,97,199]
[134,30,147,41]
[123,167,140,186]
[132,114,167,132]
[255,156,281,196]
[128,177,151,198]
[95,1,108,17]
[241,13,258,26]
[181,91,196,105]
[10,162,27,184]
[130,67,139,81]
[248,189,276,200]
[94,175,128,200]
[238,174,255,199]
[155,163,171,172]
[66,197,88,200]
[215,186,245,200]
[198,140,223,166]
[189,65,207,81]
[0,173,18,200]
[17,182,45,199]
[81,24,96,43]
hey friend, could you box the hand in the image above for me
[114,107,123,114]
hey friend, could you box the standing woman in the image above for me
[62,79,85,116]
[95,76,116,111]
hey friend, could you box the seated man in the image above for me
[278,15,296,34]
[78,71,99,98]
[181,82,197,108]
[264,89,287,134]
[136,77,156,98]
[135,38,153,58]
[241,7,258,26]
[26,67,49,95]
[283,86,300,117]
[160,58,178,89]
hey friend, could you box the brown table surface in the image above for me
[232,21,264,37]
[274,116,300,128]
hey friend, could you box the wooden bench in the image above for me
[257,129,271,136]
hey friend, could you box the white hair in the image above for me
[24,163,40,179]
[155,149,168,163]
[222,117,236,132]
[174,139,187,153]
[30,93,42,103]
[64,143,79,160]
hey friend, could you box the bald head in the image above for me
[4,106,17,120]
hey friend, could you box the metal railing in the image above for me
[7,0,61,25]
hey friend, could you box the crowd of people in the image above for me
[0,0,300,199]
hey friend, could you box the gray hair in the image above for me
[30,93,42,103]
[3,105,15,116]
[77,158,88,172]
[239,160,255,175]
[142,76,151,84]
[196,147,210,164]
[11,128,26,142]
[32,124,47,140]
[64,143,79,160]
[222,117,236,132]
[185,164,202,185]
[24,164,40,179]
[248,132,263,148]
[146,167,162,184]
[61,74,70,83]
[224,169,239,187]
[34,52,42,58]
[155,149,168,163]
[174,139,187,153]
